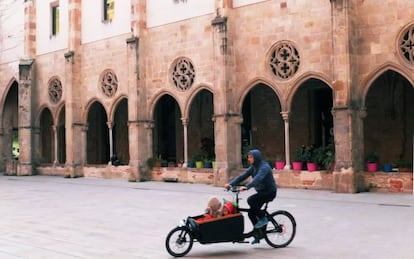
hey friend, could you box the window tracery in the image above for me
[100,70,118,97]
[269,42,300,80]
[399,25,414,65]
[48,78,62,103]
[171,58,195,91]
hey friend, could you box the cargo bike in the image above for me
[165,186,296,257]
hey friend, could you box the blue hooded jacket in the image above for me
[229,149,277,194]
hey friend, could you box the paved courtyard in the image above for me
[0,175,413,259]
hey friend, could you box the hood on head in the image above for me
[248,149,262,166]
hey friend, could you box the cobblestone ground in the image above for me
[0,175,413,259]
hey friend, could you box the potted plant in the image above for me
[275,154,286,170]
[304,146,318,172]
[396,160,413,172]
[192,151,207,169]
[292,146,307,170]
[146,157,161,169]
[365,151,379,172]
[382,162,393,172]
[314,143,335,171]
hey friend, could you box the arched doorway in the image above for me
[364,70,414,170]
[188,89,214,165]
[290,79,333,167]
[2,81,19,172]
[87,102,109,164]
[113,98,129,165]
[153,95,183,164]
[39,108,53,164]
[57,107,66,164]
[241,84,282,167]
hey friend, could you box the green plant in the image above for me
[294,146,309,162]
[275,154,285,161]
[192,151,207,162]
[365,151,379,163]
[146,157,161,169]
[314,143,335,170]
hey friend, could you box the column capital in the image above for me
[181,118,189,125]
[281,111,290,121]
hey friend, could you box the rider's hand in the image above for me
[239,186,248,191]
[224,183,231,190]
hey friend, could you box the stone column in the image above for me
[17,59,35,176]
[53,125,58,165]
[107,121,114,158]
[127,0,149,179]
[211,1,240,186]
[181,118,189,167]
[281,111,291,169]
[330,0,360,193]
[64,0,83,177]
[81,124,88,166]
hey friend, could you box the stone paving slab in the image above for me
[0,175,413,259]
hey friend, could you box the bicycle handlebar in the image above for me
[224,185,245,193]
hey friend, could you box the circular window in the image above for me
[269,42,300,80]
[399,25,414,65]
[48,78,62,103]
[100,70,118,97]
[171,58,195,91]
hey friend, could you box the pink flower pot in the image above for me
[275,161,286,170]
[306,162,318,172]
[292,162,303,170]
[366,162,377,172]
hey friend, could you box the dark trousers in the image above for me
[247,190,276,226]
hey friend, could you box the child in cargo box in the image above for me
[196,196,222,222]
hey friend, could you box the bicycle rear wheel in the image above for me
[165,226,194,257]
[264,210,296,248]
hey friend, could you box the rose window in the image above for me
[100,70,118,97]
[399,25,414,65]
[48,78,62,103]
[172,58,195,90]
[269,42,300,80]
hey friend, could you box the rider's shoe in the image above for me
[254,217,269,229]
[251,237,260,244]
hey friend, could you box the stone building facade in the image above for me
[0,0,413,193]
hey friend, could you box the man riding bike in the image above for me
[225,149,277,244]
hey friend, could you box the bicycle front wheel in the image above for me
[264,210,296,248]
[165,226,194,257]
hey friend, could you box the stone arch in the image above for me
[363,66,414,168]
[238,81,283,165]
[183,84,214,118]
[83,97,109,125]
[236,77,284,113]
[110,96,129,164]
[186,87,215,164]
[55,103,66,164]
[361,62,414,107]
[288,75,334,164]
[1,79,19,168]
[151,93,183,163]
[0,78,19,128]
[86,100,110,164]
[148,90,183,120]
[286,72,333,111]
[108,95,128,121]
[38,107,54,164]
